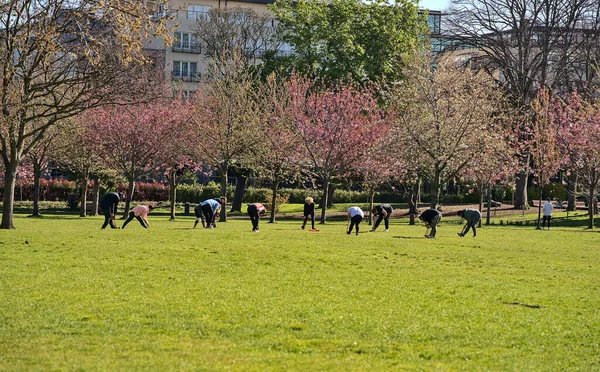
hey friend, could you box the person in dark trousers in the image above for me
[302,196,319,231]
[193,198,221,229]
[99,192,121,229]
[247,203,266,232]
[419,208,442,238]
[457,209,482,237]
[542,198,553,230]
[370,203,393,232]
[346,206,364,236]
[122,205,153,229]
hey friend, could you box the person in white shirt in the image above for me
[346,206,364,236]
[542,198,553,230]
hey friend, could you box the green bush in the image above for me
[528,182,567,202]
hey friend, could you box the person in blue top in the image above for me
[193,198,221,229]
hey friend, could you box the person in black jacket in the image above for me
[418,209,442,238]
[301,196,319,231]
[370,203,393,232]
[99,192,121,229]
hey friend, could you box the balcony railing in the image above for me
[171,70,201,82]
[174,10,210,21]
[172,42,201,54]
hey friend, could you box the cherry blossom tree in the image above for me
[351,119,394,224]
[287,75,385,223]
[88,104,164,218]
[554,91,600,229]
[153,97,201,220]
[192,51,261,221]
[530,89,563,229]
[0,0,170,228]
[53,115,111,218]
[254,73,304,223]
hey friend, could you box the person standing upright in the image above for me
[542,198,554,230]
[99,192,121,229]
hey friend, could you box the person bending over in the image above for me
[99,192,121,229]
[122,205,153,229]
[457,209,481,237]
[419,208,442,238]
[370,203,393,232]
[247,203,266,232]
[346,206,364,236]
[193,198,221,229]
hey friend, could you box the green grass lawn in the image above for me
[1,212,599,371]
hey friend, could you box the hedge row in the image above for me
[2,179,531,205]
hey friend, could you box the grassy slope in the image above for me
[1,212,599,371]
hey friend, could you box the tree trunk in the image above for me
[1,161,19,229]
[31,164,42,217]
[269,182,279,223]
[327,184,335,208]
[169,170,177,220]
[368,189,375,225]
[478,180,484,228]
[567,172,577,211]
[91,177,100,216]
[486,185,492,225]
[219,165,228,222]
[536,174,543,229]
[588,174,597,229]
[408,178,420,225]
[79,174,89,217]
[230,174,247,212]
[319,178,329,224]
[123,178,135,219]
[514,171,529,209]
[431,167,441,209]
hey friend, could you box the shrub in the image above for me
[265,192,290,213]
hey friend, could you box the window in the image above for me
[188,5,210,20]
[173,90,195,100]
[174,32,200,52]
[172,61,199,81]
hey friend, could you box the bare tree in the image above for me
[192,7,280,65]
[445,0,600,209]
[0,0,169,228]
[390,55,506,209]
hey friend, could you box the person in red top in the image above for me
[247,203,266,232]
[122,205,154,229]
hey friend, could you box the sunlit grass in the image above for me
[1,212,599,370]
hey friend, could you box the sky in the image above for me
[419,0,450,11]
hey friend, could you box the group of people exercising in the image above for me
[345,203,481,238]
[99,192,481,236]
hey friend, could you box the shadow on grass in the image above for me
[392,236,422,240]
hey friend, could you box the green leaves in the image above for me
[268,0,428,87]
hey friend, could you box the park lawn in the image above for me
[1,213,599,371]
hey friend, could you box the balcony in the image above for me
[171,71,201,82]
[172,42,201,54]
[174,10,210,21]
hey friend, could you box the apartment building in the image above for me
[144,0,275,97]
[145,1,443,97]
